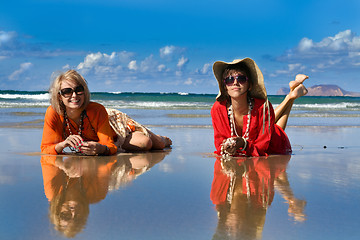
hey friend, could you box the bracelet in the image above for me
[220,137,237,157]
[103,145,110,155]
[239,137,247,151]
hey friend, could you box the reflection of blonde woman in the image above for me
[49,177,90,238]
[108,151,169,191]
[41,152,168,237]
[41,155,116,237]
[211,155,306,239]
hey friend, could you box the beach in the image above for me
[1,92,360,239]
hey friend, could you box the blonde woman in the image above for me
[41,70,171,155]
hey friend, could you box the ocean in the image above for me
[1,90,360,240]
[1,90,360,128]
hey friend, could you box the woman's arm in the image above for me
[41,106,85,154]
[211,101,231,154]
[41,107,65,154]
[80,103,117,155]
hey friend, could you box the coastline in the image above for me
[1,121,360,129]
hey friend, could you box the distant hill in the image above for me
[276,84,360,97]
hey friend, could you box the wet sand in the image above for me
[0,126,360,239]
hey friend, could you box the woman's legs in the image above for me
[122,131,153,151]
[148,131,172,150]
[274,74,309,130]
[122,131,172,152]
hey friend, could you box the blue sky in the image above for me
[1,0,360,94]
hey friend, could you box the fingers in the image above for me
[223,137,245,155]
[78,141,101,155]
[64,135,83,149]
[224,139,237,154]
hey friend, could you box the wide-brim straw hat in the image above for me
[213,58,267,101]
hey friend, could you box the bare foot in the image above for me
[160,136,172,147]
[288,199,307,222]
[289,74,309,91]
[289,84,308,99]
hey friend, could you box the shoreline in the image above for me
[1,122,360,129]
[1,94,360,239]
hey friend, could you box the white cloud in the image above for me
[277,29,360,74]
[297,38,314,52]
[270,63,306,77]
[200,63,211,74]
[60,48,213,92]
[0,31,20,58]
[77,52,116,70]
[140,55,158,73]
[157,64,166,72]
[62,64,71,70]
[8,62,33,81]
[159,45,185,60]
[160,45,176,58]
[0,30,83,58]
[0,31,17,47]
[297,30,360,54]
[177,56,188,68]
[184,78,193,85]
[128,60,137,70]
[77,51,134,75]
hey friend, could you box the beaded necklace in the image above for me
[228,98,253,140]
[220,98,253,158]
[63,110,85,153]
[64,110,85,137]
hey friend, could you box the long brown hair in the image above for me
[221,63,253,102]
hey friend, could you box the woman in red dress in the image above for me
[211,58,308,157]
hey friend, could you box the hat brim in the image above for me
[213,58,267,101]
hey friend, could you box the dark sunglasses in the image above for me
[224,74,248,86]
[59,85,85,98]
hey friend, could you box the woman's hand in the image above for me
[79,141,107,155]
[55,135,84,153]
[222,137,245,155]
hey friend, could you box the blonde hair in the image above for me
[49,70,91,115]
[49,178,89,238]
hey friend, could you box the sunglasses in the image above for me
[224,74,248,86]
[59,85,85,98]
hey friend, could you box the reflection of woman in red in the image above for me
[211,155,306,239]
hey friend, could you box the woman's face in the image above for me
[224,71,250,99]
[59,79,85,111]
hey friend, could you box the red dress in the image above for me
[211,98,292,157]
[210,155,290,206]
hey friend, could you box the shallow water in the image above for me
[1,92,360,128]
[0,127,360,239]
